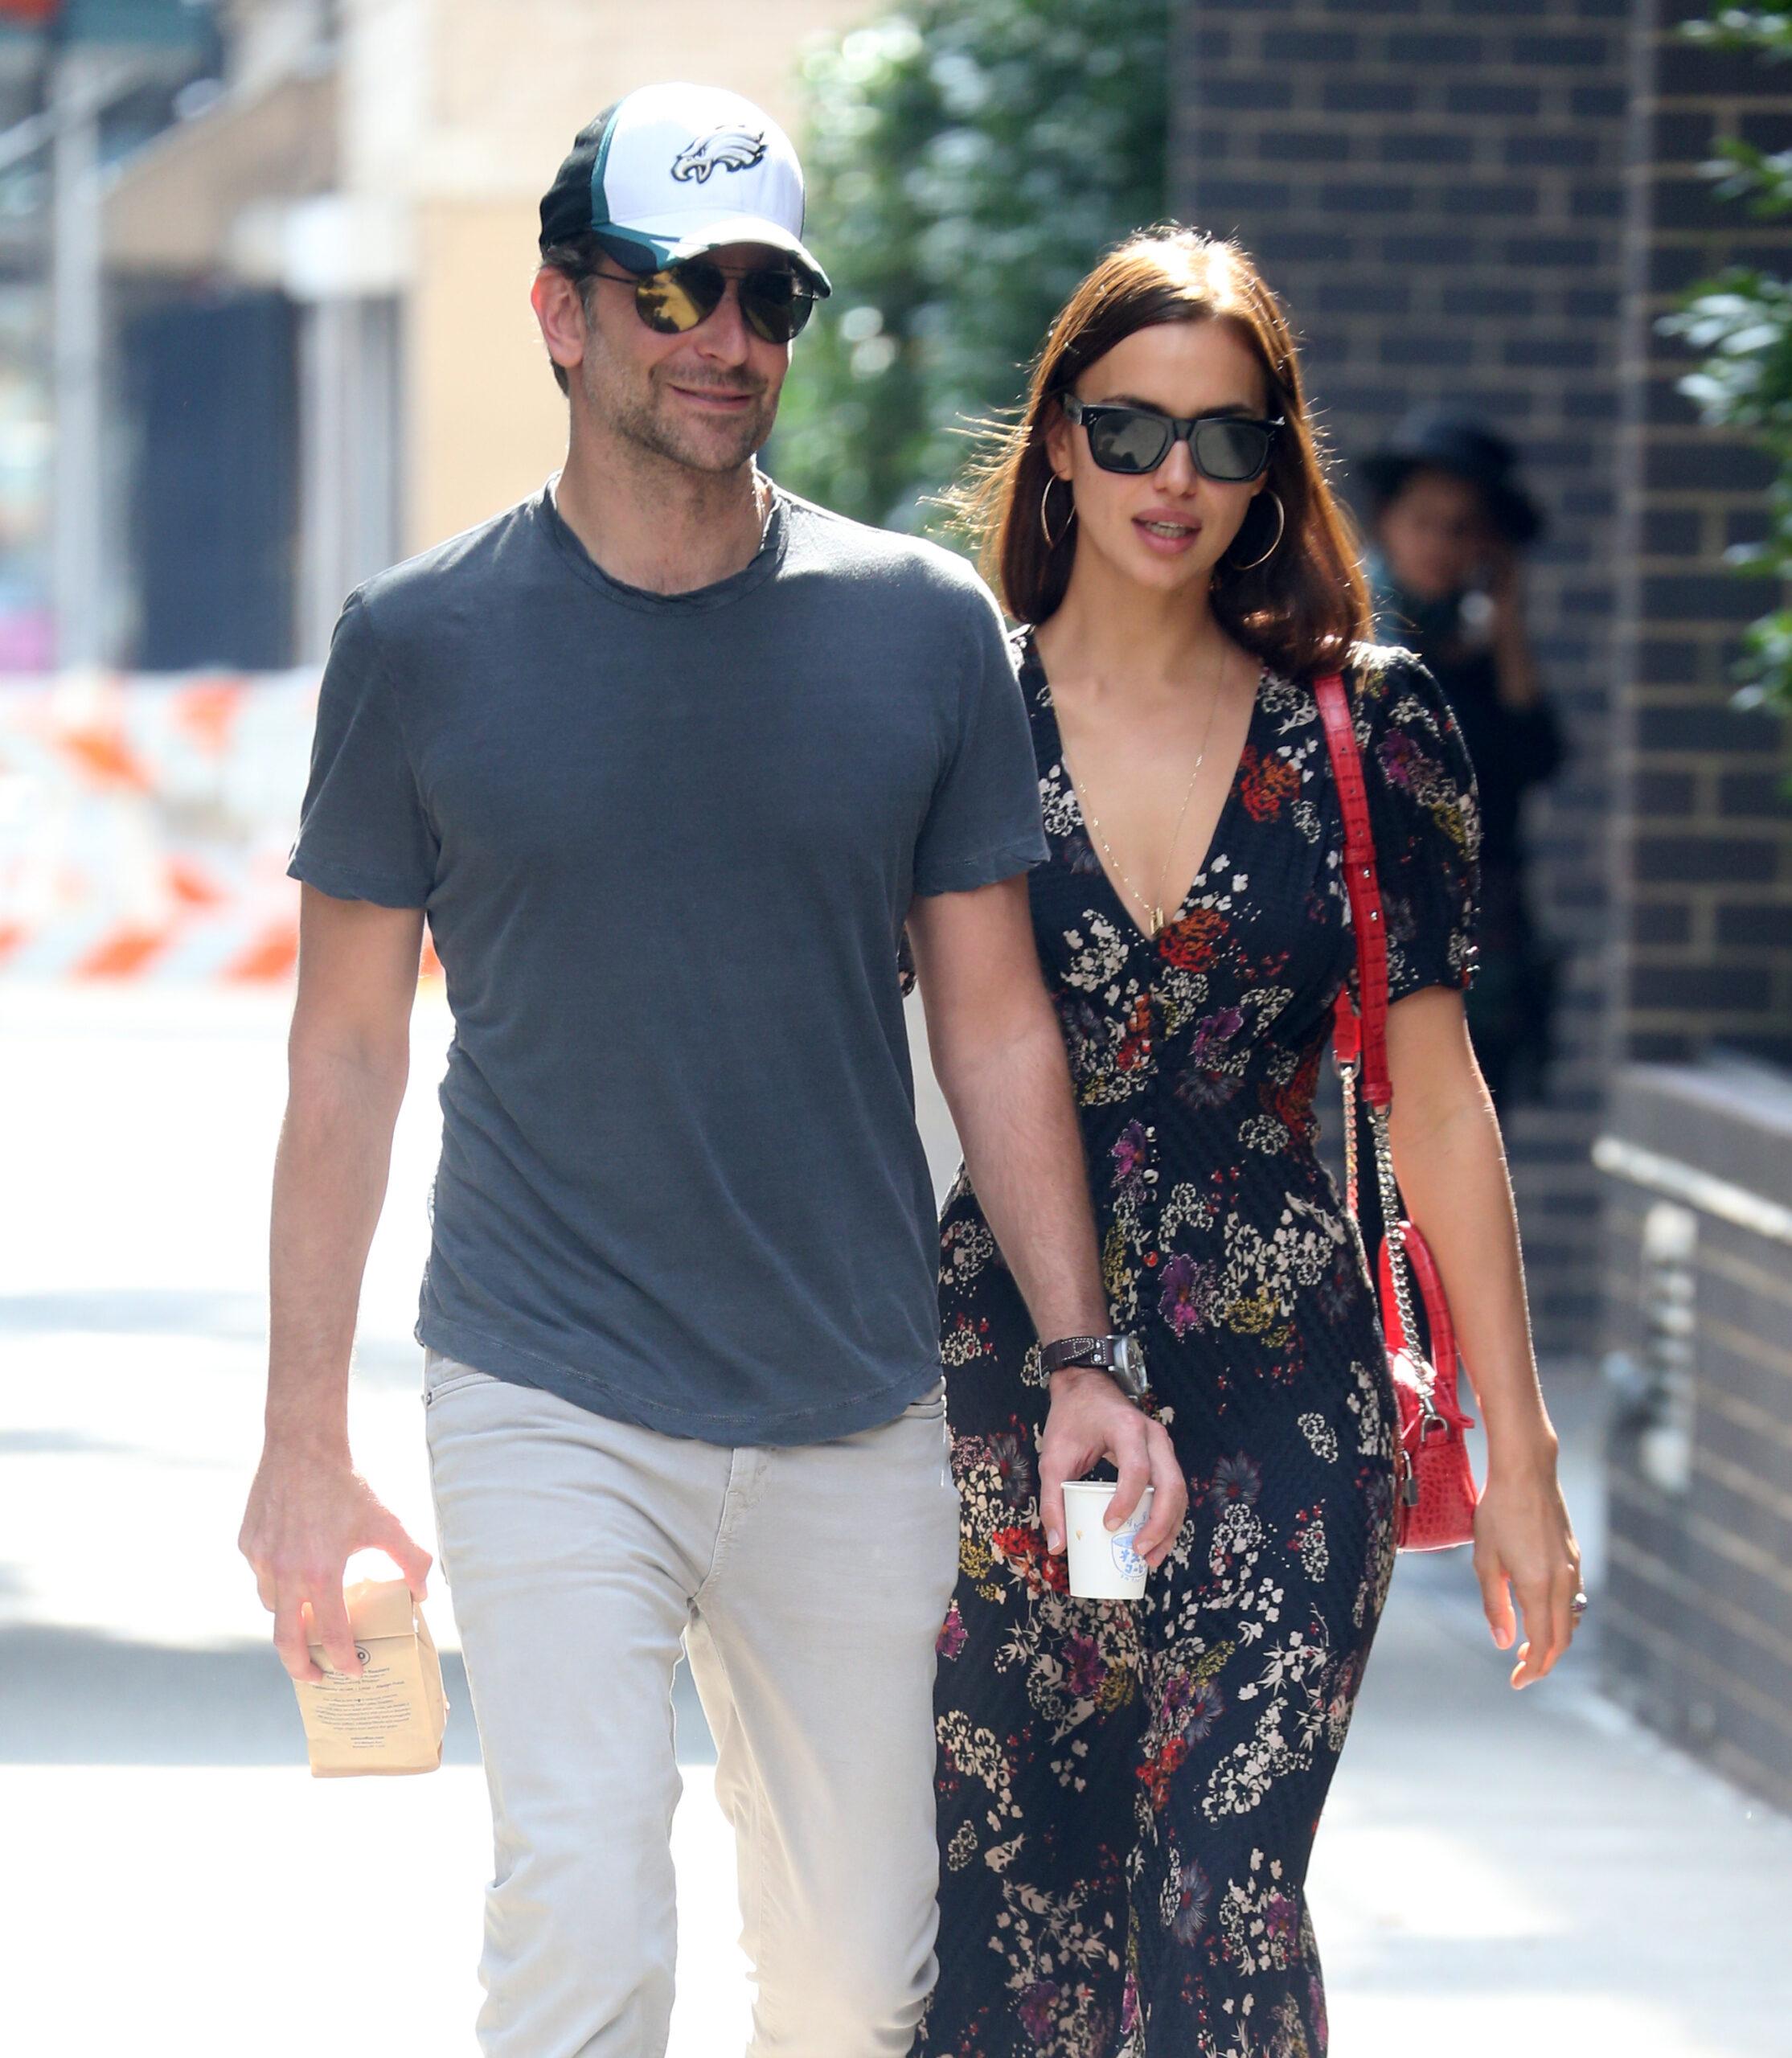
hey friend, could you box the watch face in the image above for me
[1114,1334,1145,1383]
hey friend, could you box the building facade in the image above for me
[103,0,868,666]
[1599,2,1792,1810]
[1175,0,1792,1804]
[1174,0,1632,1357]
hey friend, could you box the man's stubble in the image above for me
[580,344,778,480]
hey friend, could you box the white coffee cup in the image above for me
[1063,1480,1154,1601]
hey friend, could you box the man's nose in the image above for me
[695,280,754,363]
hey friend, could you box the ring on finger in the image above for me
[1569,1589,1590,1618]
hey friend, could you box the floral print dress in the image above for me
[919,637,1480,2058]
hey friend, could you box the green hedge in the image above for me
[773,1,1170,536]
[1662,4,1792,717]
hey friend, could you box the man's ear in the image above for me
[531,268,588,381]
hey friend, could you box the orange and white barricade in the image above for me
[2,669,449,984]
[0,669,318,982]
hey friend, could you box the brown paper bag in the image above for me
[293,1576,448,1777]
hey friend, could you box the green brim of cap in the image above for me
[595,214,831,297]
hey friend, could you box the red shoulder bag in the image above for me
[1314,671,1479,1552]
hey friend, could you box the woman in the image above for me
[918,229,1582,2058]
[1361,413,1566,1110]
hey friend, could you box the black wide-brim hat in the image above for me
[1358,410,1546,547]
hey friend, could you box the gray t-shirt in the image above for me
[289,484,1047,1445]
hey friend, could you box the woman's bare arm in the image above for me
[1383,985,1583,1687]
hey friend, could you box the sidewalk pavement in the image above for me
[2,987,1786,2055]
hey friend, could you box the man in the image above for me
[1359,412,1564,1111]
[239,81,1184,2058]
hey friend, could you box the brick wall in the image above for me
[1597,0,1792,1813]
[1173,0,1634,1352]
[1612,2,1792,1065]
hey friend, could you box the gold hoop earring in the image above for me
[1224,490,1284,572]
[1040,474,1076,551]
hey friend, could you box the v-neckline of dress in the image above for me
[1020,628,1268,951]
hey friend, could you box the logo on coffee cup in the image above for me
[1111,1529,1146,1581]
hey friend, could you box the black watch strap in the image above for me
[1040,1334,1116,1375]
[1041,1332,1151,1401]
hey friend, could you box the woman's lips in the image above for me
[1133,514,1202,555]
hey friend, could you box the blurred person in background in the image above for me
[917,229,1582,2058]
[1361,413,1565,1111]
[238,80,1179,2058]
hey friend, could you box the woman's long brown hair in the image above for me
[948,225,1370,679]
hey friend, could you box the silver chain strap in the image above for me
[1318,668,1449,1445]
[1339,1052,1445,1432]
[1338,1057,1369,1279]
[1365,1099,1446,1430]
[1367,1105,1419,1359]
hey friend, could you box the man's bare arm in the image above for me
[237,885,434,1683]
[906,877,1187,1563]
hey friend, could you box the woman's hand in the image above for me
[1470,1444,1583,1688]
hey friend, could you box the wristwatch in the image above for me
[1040,1332,1150,1402]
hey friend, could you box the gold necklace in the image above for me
[1068,645,1230,937]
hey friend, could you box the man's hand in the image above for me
[1038,1368,1187,1568]
[239,1449,433,1683]
[250,888,429,1683]
[904,881,1186,1563]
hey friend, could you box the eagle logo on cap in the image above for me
[671,125,768,185]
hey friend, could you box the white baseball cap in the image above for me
[538,82,830,294]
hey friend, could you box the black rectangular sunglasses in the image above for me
[592,257,817,346]
[1062,392,1283,482]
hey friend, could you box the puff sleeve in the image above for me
[1352,646,1482,1003]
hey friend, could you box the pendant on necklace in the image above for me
[1150,904,1163,935]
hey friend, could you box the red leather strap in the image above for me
[1317,674,1480,1554]
[1314,671,1392,1109]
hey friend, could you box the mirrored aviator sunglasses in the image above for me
[1062,393,1281,482]
[626,257,817,345]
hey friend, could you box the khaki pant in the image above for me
[423,1349,961,2058]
